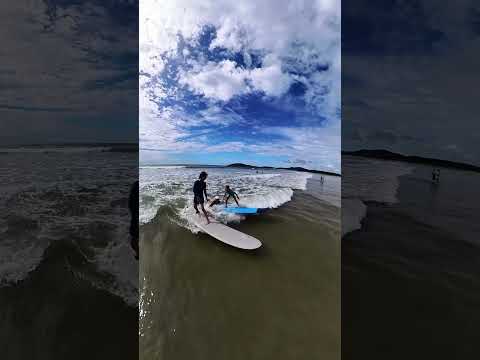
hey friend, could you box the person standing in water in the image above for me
[128,180,139,260]
[224,185,240,207]
[432,168,441,184]
[193,171,210,224]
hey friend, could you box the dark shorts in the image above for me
[194,194,204,205]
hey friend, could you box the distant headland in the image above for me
[343,149,480,173]
[226,163,341,176]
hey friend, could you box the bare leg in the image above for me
[201,204,210,224]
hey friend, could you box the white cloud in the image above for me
[140,0,340,109]
[257,122,341,172]
[0,1,138,143]
[140,0,341,170]
[179,60,249,102]
[178,57,293,101]
[250,59,292,97]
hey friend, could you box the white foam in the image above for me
[341,156,413,237]
[140,168,311,230]
[140,165,187,169]
[0,151,138,306]
[93,238,139,307]
[341,198,367,237]
[342,157,413,204]
[0,240,46,285]
[240,188,294,209]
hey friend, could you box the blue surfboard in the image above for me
[223,207,260,214]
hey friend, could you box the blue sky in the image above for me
[140,0,341,172]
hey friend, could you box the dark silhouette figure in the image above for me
[193,171,210,223]
[129,181,139,260]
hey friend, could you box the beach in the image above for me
[139,167,341,360]
[0,145,139,359]
[342,155,480,359]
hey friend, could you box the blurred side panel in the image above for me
[0,1,139,359]
[342,0,480,359]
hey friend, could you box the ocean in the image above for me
[0,144,138,359]
[139,166,341,360]
[342,155,480,359]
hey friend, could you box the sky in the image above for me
[140,0,341,173]
[342,0,480,166]
[0,0,138,144]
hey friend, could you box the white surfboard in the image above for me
[192,214,262,250]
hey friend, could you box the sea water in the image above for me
[140,166,313,228]
[0,145,138,305]
[139,167,341,360]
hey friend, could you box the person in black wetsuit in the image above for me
[193,171,210,223]
[224,185,240,207]
[128,180,139,260]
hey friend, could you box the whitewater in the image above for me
[139,166,312,229]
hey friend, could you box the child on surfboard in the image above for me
[224,185,240,207]
[193,171,210,224]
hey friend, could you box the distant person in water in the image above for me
[224,185,240,207]
[129,180,139,260]
[193,171,210,223]
[432,168,441,184]
[320,176,324,184]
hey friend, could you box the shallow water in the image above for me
[0,145,139,359]
[0,146,138,305]
[341,155,413,236]
[139,166,314,226]
[140,173,340,360]
[342,156,480,359]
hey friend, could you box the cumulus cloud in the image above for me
[250,58,293,97]
[140,0,340,107]
[179,60,249,102]
[179,57,293,102]
[140,0,341,171]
